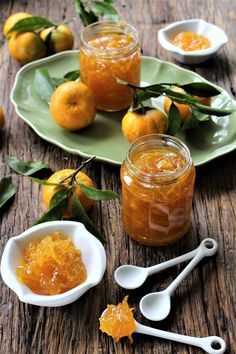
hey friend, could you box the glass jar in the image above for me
[79,21,141,112]
[120,134,196,246]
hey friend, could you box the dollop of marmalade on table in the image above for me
[16,232,87,295]
[99,296,136,342]
[171,32,211,51]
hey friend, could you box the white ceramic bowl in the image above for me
[0,221,106,307]
[158,19,228,64]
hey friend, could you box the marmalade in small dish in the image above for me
[16,232,87,295]
[80,22,141,111]
[121,135,196,246]
[99,296,136,342]
[171,32,211,51]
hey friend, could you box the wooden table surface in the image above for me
[0,1,235,353]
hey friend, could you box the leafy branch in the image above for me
[34,68,80,104]
[6,156,118,243]
[118,79,234,135]
[74,0,119,26]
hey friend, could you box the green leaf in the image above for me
[167,102,181,135]
[32,193,69,226]
[90,1,118,16]
[51,77,68,88]
[76,182,118,200]
[0,177,16,209]
[192,102,233,116]
[64,70,80,81]
[72,193,105,243]
[7,156,49,176]
[191,110,210,122]
[74,0,98,26]
[181,82,221,97]
[34,68,56,104]
[181,111,199,131]
[28,176,63,187]
[49,188,70,209]
[8,16,55,34]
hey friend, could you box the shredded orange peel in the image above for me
[99,296,136,343]
[16,231,87,295]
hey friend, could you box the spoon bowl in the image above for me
[140,290,171,321]
[114,265,148,289]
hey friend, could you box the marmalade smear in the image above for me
[16,232,87,295]
[171,32,211,51]
[99,296,136,342]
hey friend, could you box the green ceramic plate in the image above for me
[11,50,236,166]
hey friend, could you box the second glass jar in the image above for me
[79,21,141,112]
[120,134,196,246]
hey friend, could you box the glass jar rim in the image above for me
[80,20,140,56]
[125,134,193,183]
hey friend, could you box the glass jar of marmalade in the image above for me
[79,21,141,112]
[120,134,196,246]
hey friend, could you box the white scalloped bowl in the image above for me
[0,221,106,307]
[158,19,228,64]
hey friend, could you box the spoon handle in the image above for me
[135,322,226,354]
[147,248,198,276]
[166,238,218,295]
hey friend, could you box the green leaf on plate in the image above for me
[181,82,221,97]
[181,111,200,131]
[28,176,62,187]
[76,182,119,200]
[64,70,80,81]
[167,102,181,135]
[34,68,56,104]
[72,193,105,243]
[51,77,68,88]
[193,102,233,116]
[7,156,49,176]
[0,176,16,209]
[8,16,55,34]
[32,192,69,226]
[191,110,210,122]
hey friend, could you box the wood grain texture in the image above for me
[0,0,235,353]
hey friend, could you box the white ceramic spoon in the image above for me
[115,239,212,290]
[140,238,218,321]
[101,310,226,354]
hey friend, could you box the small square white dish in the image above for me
[158,19,228,64]
[0,221,106,307]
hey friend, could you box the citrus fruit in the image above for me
[122,109,168,143]
[40,24,74,53]
[50,81,96,131]
[0,106,5,130]
[8,31,46,64]
[43,169,94,218]
[3,12,32,39]
[164,86,211,122]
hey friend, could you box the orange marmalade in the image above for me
[171,32,211,51]
[121,135,196,246]
[80,21,141,111]
[99,296,136,342]
[16,232,87,295]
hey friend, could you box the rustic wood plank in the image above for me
[0,0,235,353]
